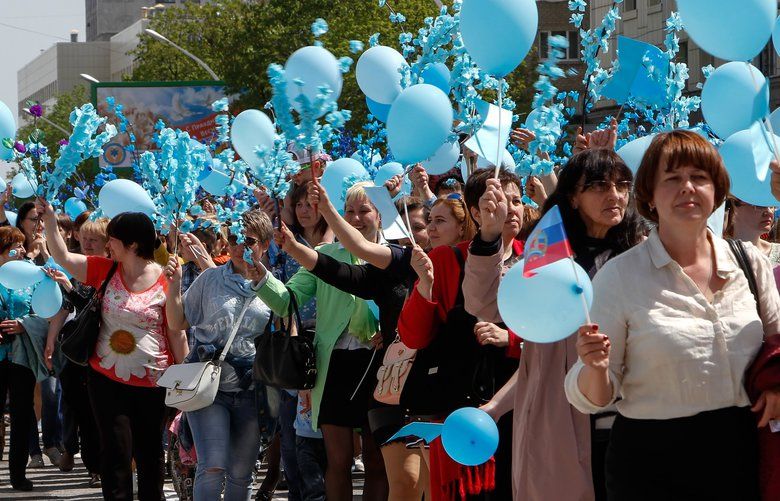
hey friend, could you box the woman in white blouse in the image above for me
[565,130,780,500]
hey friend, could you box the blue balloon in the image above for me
[497,258,593,344]
[374,162,411,198]
[616,134,657,173]
[421,63,451,95]
[98,179,156,219]
[0,177,7,193]
[320,158,369,210]
[31,276,63,319]
[701,62,768,140]
[6,211,17,227]
[524,108,561,135]
[285,46,343,115]
[64,197,88,220]
[421,140,460,175]
[387,85,453,165]
[11,172,37,199]
[366,98,391,123]
[231,110,276,170]
[459,0,538,77]
[678,0,775,62]
[720,126,780,207]
[0,101,15,161]
[0,260,45,290]
[441,408,499,466]
[356,46,409,105]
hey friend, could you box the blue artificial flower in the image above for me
[311,18,329,38]
[349,40,364,54]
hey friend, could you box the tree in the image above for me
[129,0,535,131]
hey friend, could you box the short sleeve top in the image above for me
[86,256,173,387]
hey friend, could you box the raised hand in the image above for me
[525,176,548,207]
[273,223,298,253]
[410,244,434,300]
[164,255,182,286]
[575,324,611,370]
[510,128,536,151]
[253,187,277,219]
[474,321,509,347]
[43,267,73,292]
[307,177,331,209]
[573,127,590,154]
[589,118,618,151]
[384,174,403,198]
[478,178,508,242]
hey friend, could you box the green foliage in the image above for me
[129,0,535,131]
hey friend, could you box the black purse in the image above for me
[253,287,316,390]
[59,262,118,366]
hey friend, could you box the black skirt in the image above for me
[318,348,376,428]
[606,406,759,501]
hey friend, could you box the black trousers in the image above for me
[88,369,167,501]
[606,407,759,501]
[60,362,100,473]
[0,360,36,483]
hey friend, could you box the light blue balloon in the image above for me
[31,276,63,319]
[64,197,88,220]
[441,408,499,466]
[524,108,562,135]
[11,172,37,199]
[497,258,593,344]
[320,158,369,210]
[678,0,776,62]
[459,0,538,77]
[421,140,460,175]
[387,84,453,165]
[374,162,411,198]
[616,134,657,173]
[366,97,391,123]
[0,260,45,290]
[231,110,276,170]
[0,101,15,161]
[0,177,7,193]
[356,46,408,105]
[421,63,451,95]
[98,179,156,218]
[285,46,343,115]
[720,127,780,207]
[701,62,768,141]
[6,211,17,227]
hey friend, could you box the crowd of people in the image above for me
[1,125,780,501]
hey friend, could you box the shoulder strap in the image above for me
[727,239,761,318]
[217,296,253,364]
[97,262,119,298]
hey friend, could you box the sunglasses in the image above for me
[228,235,258,247]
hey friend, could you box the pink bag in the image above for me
[373,335,416,405]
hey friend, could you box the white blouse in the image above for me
[565,229,780,419]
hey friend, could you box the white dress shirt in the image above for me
[565,229,780,419]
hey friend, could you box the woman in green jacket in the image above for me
[253,181,387,501]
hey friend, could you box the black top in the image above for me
[310,244,414,347]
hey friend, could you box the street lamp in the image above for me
[80,73,100,84]
[22,108,70,136]
[144,28,220,81]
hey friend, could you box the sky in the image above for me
[0,0,86,178]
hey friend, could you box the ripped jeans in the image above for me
[187,389,264,501]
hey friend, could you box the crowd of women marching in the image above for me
[2,121,780,501]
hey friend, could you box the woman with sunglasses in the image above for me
[165,210,278,501]
[252,181,388,501]
[472,148,644,501]
[725,197,780,265]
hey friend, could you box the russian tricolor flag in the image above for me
[523,206,573,278]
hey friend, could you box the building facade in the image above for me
[85,0,202,42]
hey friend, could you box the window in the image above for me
[677,41,688,66]
[757,44,776,76]
[624,0,637,11]
[538,31,580,61]
[648,0,662,5]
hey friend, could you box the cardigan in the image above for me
[254,242,378,429]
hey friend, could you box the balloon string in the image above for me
[493,81,504,179]
[402,195,416,246]
[569,256,591,325]
[745,61,780,166]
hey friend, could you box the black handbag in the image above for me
[253,288,316,390]
[399,246,489,416]
[59,262,118,366]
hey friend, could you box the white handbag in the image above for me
[157,297,251,412]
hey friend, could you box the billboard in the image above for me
[92,81,234,169]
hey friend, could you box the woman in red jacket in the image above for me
[397,167,525,501]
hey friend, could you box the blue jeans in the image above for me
[295,436,326,501]
[29,376,62,455]
[187,389,263,501]
[279,391,302,501]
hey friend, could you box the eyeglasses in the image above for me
[581,180,632,195]
[731,200,776,212]
[227,235,258,247]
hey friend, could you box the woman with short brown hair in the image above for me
[566,130,780,499]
